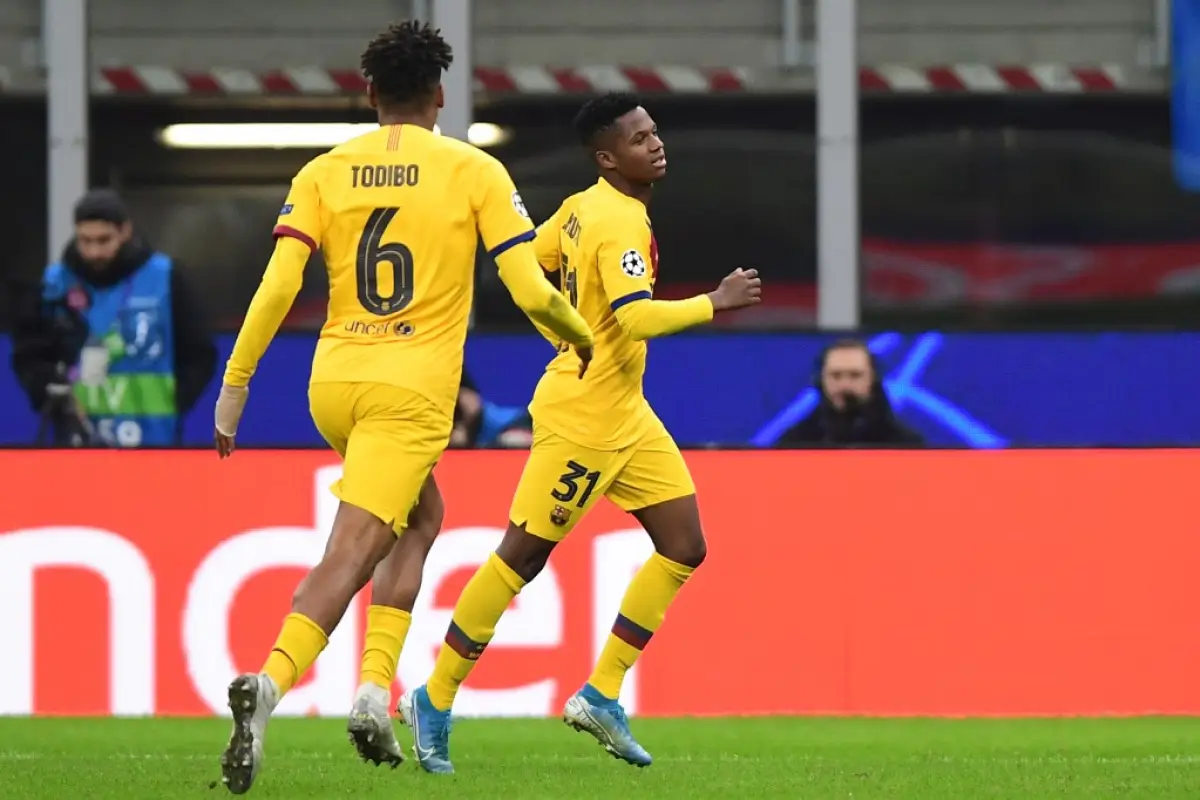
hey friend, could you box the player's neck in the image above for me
[376,110,437,131]
[601,174,653,207]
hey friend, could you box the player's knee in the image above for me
[495,522,556,583]
[660,531,707,570]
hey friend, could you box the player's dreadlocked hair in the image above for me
[573,92,643,147]
[360,21,453,107]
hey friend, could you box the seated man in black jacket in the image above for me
[10,189,217,446]
[778,338,923,448]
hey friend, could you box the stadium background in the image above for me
[4,0,1200,447]
[5,0,1200,785]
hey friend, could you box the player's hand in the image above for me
[214,383,250,459]
[707,268,762,312]
[575,345,593,379]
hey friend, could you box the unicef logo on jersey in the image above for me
[512,191,530,220]
[343,319,415,337]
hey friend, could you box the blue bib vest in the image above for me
[43,253,178,446]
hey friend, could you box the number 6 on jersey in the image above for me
[357,207,415,315]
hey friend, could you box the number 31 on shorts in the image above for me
[552,460,601,508]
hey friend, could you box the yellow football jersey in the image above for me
[530,178,710,450]
[272,124,538,418]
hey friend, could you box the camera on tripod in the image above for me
[35,293,96,447]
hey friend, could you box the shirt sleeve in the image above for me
[533,205,566,273]
[222,236,311,386]
[596,210,655,310]
[494,245,593,348]
[473,155,536,259]
[272,159,323,252]
[597,209,713,341]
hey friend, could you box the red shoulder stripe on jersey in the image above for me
[273,224,316,252]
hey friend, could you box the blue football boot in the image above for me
[397,686,454,774]
[562,684,653,767]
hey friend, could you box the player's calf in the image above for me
[350,479,445,768]
[369,478,445,612]
[580,495,704,739]
[418,523,549,716]
[242,501,399,779]
[292,503,398,631]
[391,522,552,774]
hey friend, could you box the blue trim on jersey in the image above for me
[610,290,652,311]
[487,229,536,258]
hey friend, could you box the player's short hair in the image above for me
[573,92,643,147]
[360,21,453,108]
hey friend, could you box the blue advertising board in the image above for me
[1174,0,1200,190]
[1,332,1198,447]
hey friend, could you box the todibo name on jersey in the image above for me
[350,164,421,189]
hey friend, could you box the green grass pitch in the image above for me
[1,717,1198,798]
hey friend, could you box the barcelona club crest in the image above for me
[550,505,572,527]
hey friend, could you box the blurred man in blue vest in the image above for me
[11,189,217,446]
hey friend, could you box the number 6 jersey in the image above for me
[224,124,589,419]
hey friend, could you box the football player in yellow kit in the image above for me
[400,92,761,773]
[211,21,593,794]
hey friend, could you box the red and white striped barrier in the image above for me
[78,63,1127,95]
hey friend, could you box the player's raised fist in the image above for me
[708,267,763,312]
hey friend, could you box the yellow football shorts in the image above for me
[309,382,450,534]
[509,419,696,542]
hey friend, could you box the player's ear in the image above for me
[594,149,617,171]
[366,81,379,110]
[435,83,445,109]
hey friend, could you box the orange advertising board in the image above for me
[2,448,1199,717]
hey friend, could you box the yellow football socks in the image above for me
[261,612,329,695]
[426,553,526,711]
[588,553,694,699]
[360,605,413,690]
